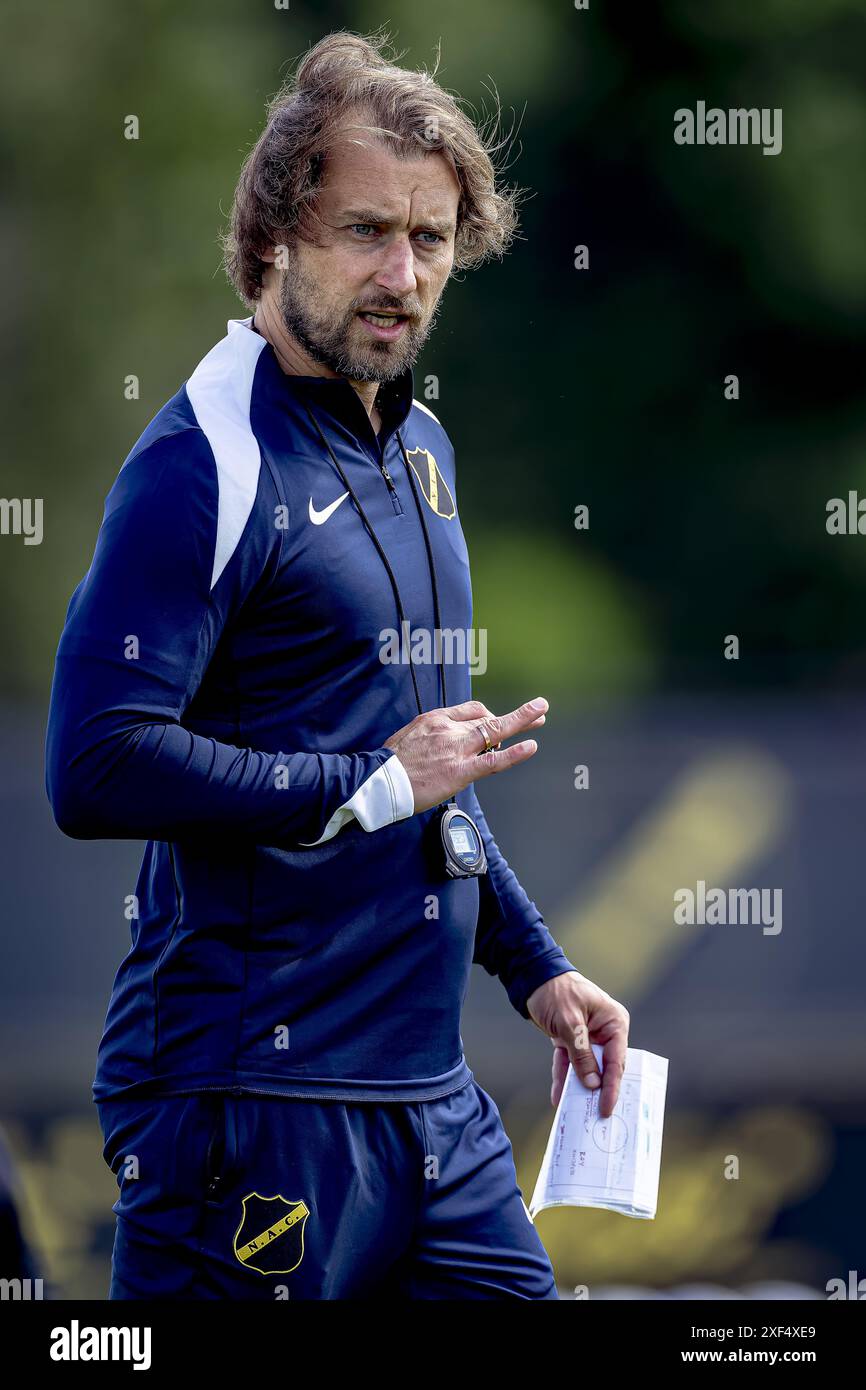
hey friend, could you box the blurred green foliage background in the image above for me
[1,0,864,703]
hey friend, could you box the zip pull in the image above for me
[379,458,402,514]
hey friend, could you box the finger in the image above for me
[470,738,538,778]
[445,699,493,722]
[477,698,548,747]
[567,1018,602,1095]
[598,1031,628,1119]
[551,1045,570,1108]
[471,717,503,756]
[479,712,545,748]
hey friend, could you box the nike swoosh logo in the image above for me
[309,491,350,525]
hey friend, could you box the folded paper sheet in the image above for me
[529,1044,669,1220]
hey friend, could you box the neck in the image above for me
[252,298,381,434]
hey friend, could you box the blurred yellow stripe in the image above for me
[553,747,791,999]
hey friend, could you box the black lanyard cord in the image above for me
[301,399,448,718]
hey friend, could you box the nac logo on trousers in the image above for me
[233,1193,310,1275]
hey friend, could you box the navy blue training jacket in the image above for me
[45,317,574,1103]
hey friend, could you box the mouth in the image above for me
[356,310,411,342]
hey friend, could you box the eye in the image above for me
[349,223,377,237]
[416,231,444,245]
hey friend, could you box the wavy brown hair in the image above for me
[223,29,523,304]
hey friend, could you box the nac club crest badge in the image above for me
[233,1193,310,1276]
[404,446,455,520]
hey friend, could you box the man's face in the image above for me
[272,127,460,382]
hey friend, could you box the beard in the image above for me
[276,243,443,382]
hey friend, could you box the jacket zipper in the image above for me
[379,453,403,515]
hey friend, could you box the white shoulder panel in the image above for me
[186,317,267,590]
[412,398,443,426]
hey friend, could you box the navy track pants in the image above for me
[97,1079,558,1301]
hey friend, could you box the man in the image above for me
[46,31,629,1300]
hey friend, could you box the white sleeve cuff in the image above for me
[382,753,415,823]
[299,754,415,847]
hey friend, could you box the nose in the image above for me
[373,234,418,300]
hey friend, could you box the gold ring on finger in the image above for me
[477,722,501,756]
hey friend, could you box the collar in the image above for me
[229,316,415,454]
